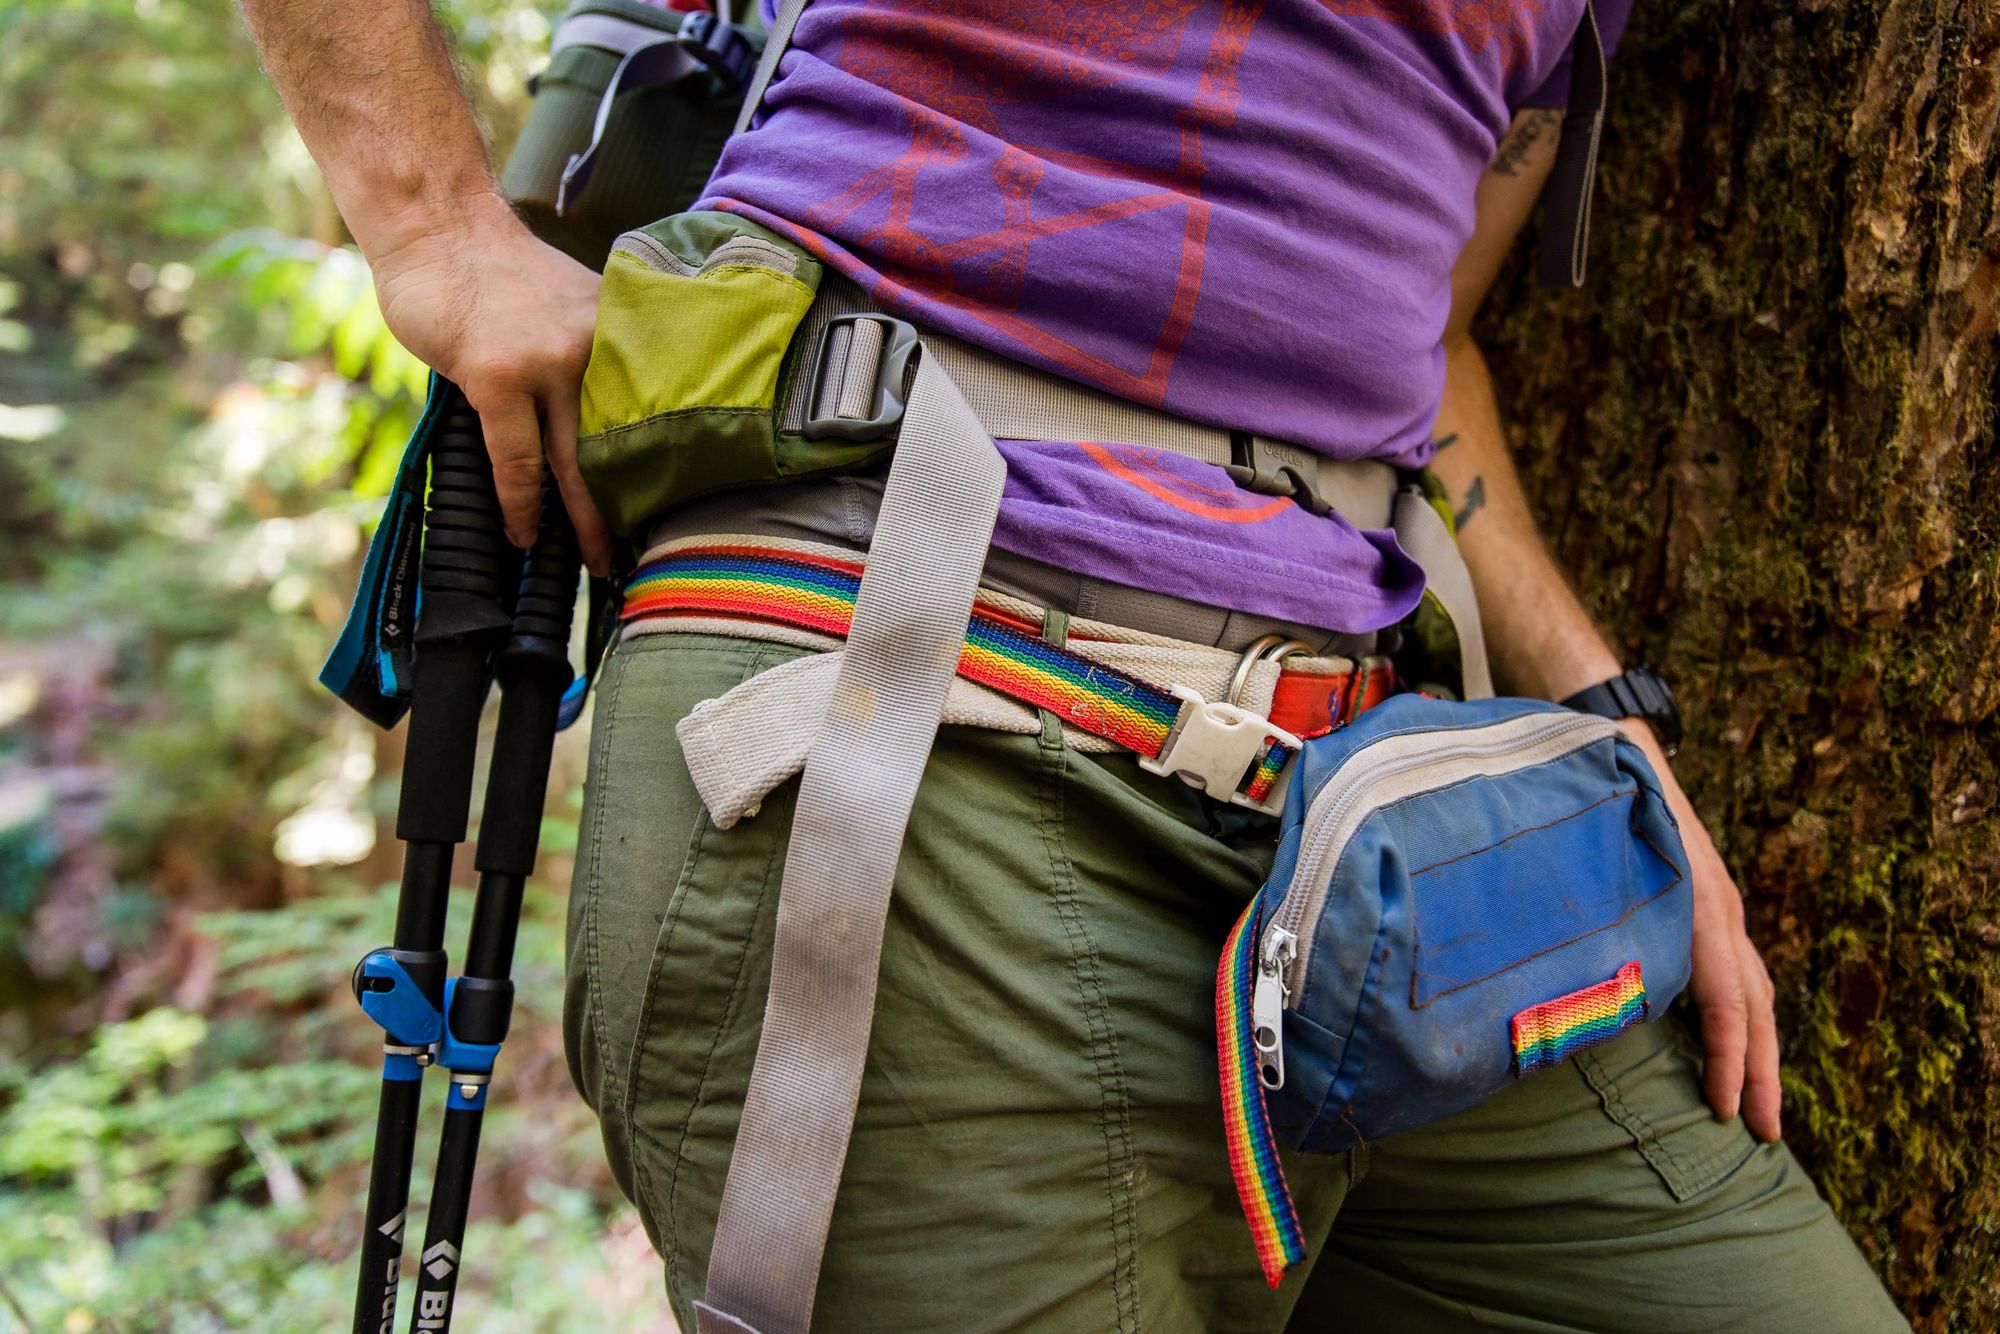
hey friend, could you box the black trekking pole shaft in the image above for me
[353,384,512,1334]
[409,476,582,1333]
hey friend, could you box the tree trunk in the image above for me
[1478,1,1998,1327]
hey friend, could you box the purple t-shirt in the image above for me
[697,0,1629,633]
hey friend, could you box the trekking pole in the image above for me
[405,474,583,1333]
[350,385,514,1334]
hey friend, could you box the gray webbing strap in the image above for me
[784,281,1401,530]
[1392,487,1494,699]
[731,0,812,137]
[549,10,682,58]
[694,351,1006,1334]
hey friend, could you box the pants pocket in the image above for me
[1574,1015,1758,1202]
[562,632,799,1251]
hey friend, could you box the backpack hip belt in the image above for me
[789,276,1404,529]
[781,276,1495,700]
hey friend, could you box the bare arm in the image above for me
[238,0,612,573]
[1426,110,1783,1142]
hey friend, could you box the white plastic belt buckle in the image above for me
[1139,685,1302,816]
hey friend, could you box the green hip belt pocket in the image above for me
[579,211,900,536]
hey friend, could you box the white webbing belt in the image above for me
[627,540,1391,830]
[694,353,1004,1334]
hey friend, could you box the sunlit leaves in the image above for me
[0,0,640,1324]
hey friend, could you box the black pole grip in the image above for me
[473,475,583,876]
[394,383,516,847]
[415,390,515,640]
[508,472,584,650]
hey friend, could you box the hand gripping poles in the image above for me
[348,383,583,1334]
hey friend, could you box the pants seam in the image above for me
[617,642,777,1289]
[665,772,788,1303]
[585,642,629,1117]
[629,1120,688,1306]
[1575,1046,1704,1201]
[1036,734,1142,1334]
[625,807,711,1270]
[662,648,787,1303]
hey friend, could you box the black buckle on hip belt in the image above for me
[1225,432,1335,517]
[678,10,759,90]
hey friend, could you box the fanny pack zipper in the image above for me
[1251,711,1619,1090]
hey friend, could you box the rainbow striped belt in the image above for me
[621,544,1391,813]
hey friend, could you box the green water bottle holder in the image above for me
[499,0,760,269]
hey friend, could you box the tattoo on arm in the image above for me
[1491,108,1561,177]
[1455,476,1486,529]
[1432,431,1460,453]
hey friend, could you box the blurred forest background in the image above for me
[0,0,1992,1331]
[0,0,666,1328]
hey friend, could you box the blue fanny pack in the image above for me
[1217,694,1694,1284]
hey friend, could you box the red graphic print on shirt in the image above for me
[802,1,1269,408]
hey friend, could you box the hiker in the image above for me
[242,0,1910,1328]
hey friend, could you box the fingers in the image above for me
[1739,940,1783,1141]
[1696,943,1750,1126]
[541,380,615,578]
[472,386,549,551]
[1688,871,1750,1124]
[1624,739,1784,1140]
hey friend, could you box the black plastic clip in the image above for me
[678,10,759,92]
[1223,432,1333,517]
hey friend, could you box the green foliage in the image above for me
[0,1,658,1326]
[0,881,651,1330]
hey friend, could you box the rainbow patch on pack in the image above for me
[1510,961,1649,1075]
[1217,893,1305,1287]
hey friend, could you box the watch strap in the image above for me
[1560,666,1682,752]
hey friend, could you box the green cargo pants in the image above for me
[564,631,1908,1333]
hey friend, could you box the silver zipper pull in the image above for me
[1252,927,1297,1090]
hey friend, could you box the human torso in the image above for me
[696,0,1611,632]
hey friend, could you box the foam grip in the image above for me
[510,473,584,651]
[417,387,512,629]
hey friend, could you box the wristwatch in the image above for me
[1560,666,1683,756]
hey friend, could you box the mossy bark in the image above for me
[1477,1,1998,1326]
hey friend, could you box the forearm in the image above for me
[239,0,613,569]
[1426,335,1621,702]
[236,0,510,260]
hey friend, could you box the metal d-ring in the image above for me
[1227,634,1316,709]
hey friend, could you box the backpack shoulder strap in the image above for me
[1538,0,1607,288]
[732,0,813,137]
